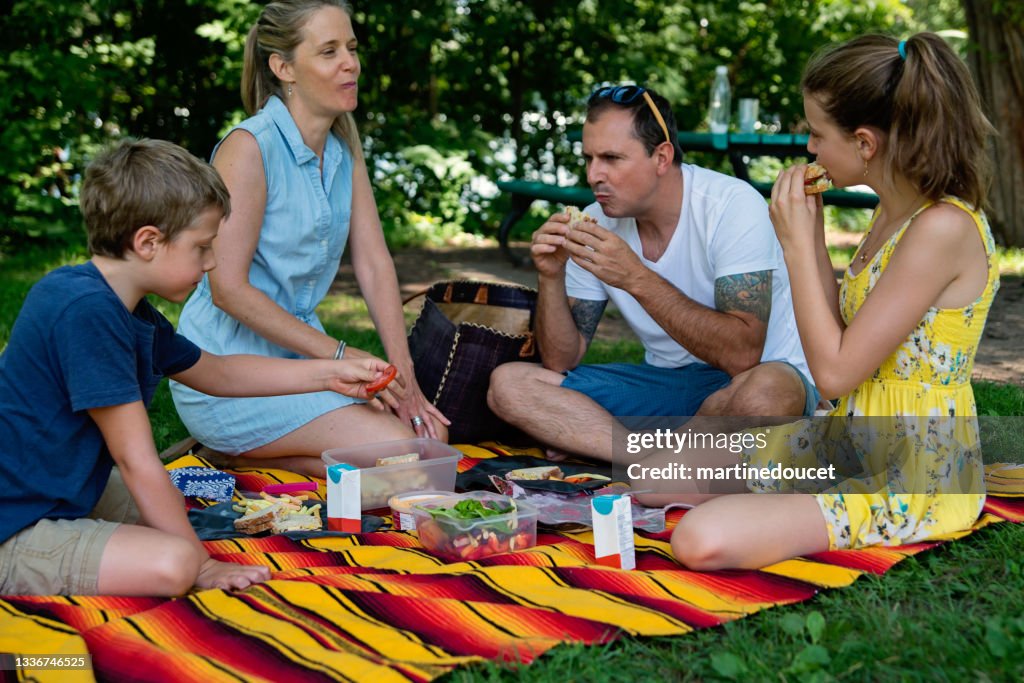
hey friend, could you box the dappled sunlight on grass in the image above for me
[997,247,1024,276]
[318,293,379,334]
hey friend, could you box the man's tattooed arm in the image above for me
[714,270,772,324]
[569,298,608,345]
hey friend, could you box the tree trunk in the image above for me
[963,1,1024,246]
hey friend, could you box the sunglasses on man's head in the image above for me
[593,85,648,104]
[590,85,672,146]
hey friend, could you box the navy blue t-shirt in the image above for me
[0,262,201,542]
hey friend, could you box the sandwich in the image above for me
[565,205,597,229]
[804,163,831,195]
[506,465,565,481]
[271,514,323,534]
[233,501,282,535]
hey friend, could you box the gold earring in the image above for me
[862,158,869,177]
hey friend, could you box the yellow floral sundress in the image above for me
[749,197,999,550]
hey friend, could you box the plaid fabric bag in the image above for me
[407,281,541,443]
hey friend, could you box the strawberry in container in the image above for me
[412,491,538,562]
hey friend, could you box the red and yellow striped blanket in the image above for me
[2,446,1022,682]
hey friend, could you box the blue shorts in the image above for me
[561,361,820,418]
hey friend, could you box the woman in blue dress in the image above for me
[171,0,448,476]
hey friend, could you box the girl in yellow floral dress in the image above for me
[637,32,998,570]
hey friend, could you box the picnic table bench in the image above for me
[497,130,879,265]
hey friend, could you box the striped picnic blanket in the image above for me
[2,445,1022,682]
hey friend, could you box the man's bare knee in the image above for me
[488,362,562,417]
[698,364,804,417]
[488,363,527,415]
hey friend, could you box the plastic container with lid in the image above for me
[321,438,461,510]
[388,490,452,531]
[411,491,538,562]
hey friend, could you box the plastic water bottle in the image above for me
[708,65,731,134]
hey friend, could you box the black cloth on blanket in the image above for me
[189,503,385,540]
[455,455,615,495]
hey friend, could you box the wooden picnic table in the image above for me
[496,130,879,266]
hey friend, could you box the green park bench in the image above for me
[496,130,879,266]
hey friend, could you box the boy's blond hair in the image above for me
[80,138,232,258]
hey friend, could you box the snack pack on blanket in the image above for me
[168,466,235,502]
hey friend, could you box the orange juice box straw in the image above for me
[591,494,636,570]
[326,463,361,533]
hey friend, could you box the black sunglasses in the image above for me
[590,85,671,145]
[592,85,648,104]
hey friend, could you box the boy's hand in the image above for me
[196,557,271,591]
[327,357,407,407]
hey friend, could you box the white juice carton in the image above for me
[326,463,361,533]
[591,494,636,570]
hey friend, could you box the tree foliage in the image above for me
[5,0,1014,249]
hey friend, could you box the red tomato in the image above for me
[366,365,397,396]
[487,535,501,554]
[416,519,446,551]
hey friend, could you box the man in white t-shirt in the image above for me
[487,85,819,462]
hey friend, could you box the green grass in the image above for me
[442,521,1024,682]
[998,247,1024,276]
[3,242,1023,680]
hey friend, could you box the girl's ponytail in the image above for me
[889,34,993,209]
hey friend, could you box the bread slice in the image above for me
[233,502,282,535]
[565,205,597,229]
[376,452,420,466]
[272,514,323,534]
[506,465,564,481]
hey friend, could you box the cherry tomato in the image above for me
[366,364,398,396]
[416,519,446,551]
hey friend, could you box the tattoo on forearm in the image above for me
[714,271,772,323]
[570,298,608,343]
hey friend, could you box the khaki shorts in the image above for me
[0,468,140,595]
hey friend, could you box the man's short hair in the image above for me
[80,138,231,258]
[586,85,683,163]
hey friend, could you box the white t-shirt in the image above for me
[565,163,810,380]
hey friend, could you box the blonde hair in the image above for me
[242,0,361,155]
[802,33,993,209]
[81,138,230,258]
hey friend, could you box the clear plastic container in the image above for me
[388,490,453,531]
[411,491,538,562]
[321,438,461,510]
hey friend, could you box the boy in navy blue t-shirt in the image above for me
[0,139,402,596]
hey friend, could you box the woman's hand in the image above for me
[388,370,450,441]
[769,165,824,252]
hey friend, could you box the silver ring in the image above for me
[411,415,425,427]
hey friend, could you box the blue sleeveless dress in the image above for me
[170,96,358,453]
